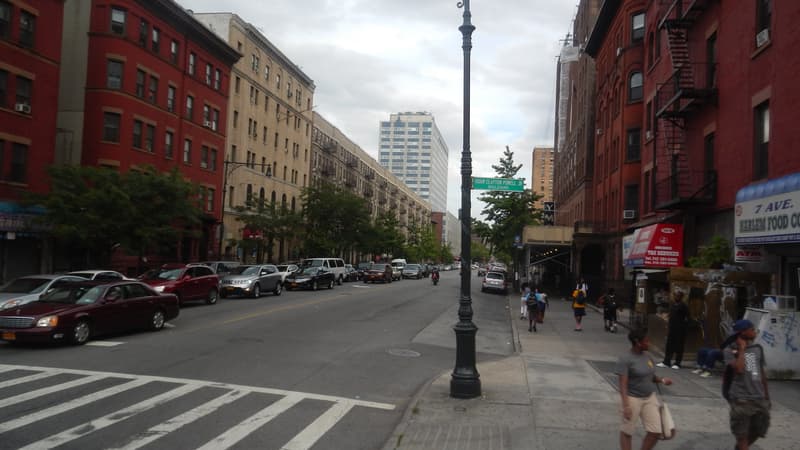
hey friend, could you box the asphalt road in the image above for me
[0,270,513,450]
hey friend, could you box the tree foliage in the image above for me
[300,181,372,257]
[25,165,204,267]
[688,235,732,269]
[234,198,303,263]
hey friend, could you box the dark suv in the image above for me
[139,264,220,305]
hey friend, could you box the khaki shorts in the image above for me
[621,392,661,436]
[730,399,770,439]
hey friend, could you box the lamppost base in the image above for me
[450,321,481,398]
[450,375,481,398]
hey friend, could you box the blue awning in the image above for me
[735,172,800,203]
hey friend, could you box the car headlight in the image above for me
[153,285,166,292]
[36,316,58,327]
[0,299,21,310]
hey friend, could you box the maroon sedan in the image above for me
[362,263,393,283]
[0,281,179,345]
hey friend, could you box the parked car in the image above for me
[199,260,241,276]
[481,271,508,295]
[362,263,393,283]
[0,280,179,345]
[355,262,372,280]
[390,265,403,281]
[0,274,88,310]
[477,265,488,277]
[301,258,346,285]
[402,264,422,279]
[219,264,283,298]
[419,263,431,278]
[139,264,219,305]
[67,270,133,281]
[275,264,300,283]
[343,264,360,282]
[286,267,335,291]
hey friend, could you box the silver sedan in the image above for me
[219,264,283,298]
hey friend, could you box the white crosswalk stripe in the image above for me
[0,364,394,450]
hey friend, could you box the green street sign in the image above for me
[472,177,524,192]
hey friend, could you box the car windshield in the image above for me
[405,264,420,270]
[141,268,183,281]
[486,272,504,280]
[229,266,258,275]
[370,264,387,270]
[0,278,51,294]
[38,285,103,305]
[301,267,319,275]
[357,262,371,269]
[302,259,323,268]
[277,265,289,272]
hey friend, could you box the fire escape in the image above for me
[653,0,717,210]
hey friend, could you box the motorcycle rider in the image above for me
[431,266,440,284]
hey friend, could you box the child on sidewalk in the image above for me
[520,283,531,320]
[600,288,619,333]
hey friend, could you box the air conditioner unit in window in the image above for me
[596,128,603,135]
[623,209,637,220]
[616,47,623,57]
[203,120,213,128]
[15,103,31,114]
[645,130,653,140]
[756,29,770,48]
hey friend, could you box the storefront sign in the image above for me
[623,224,684,267]
[735,245,763,263]
[735,173,800,245]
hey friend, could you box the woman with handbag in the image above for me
[616,328,674,450]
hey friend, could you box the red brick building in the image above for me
[58,0,240,272]
[585,0,646,293]
[0,0,65,280]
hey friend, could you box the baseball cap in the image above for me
[733,319,754,333]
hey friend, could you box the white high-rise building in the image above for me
[378,112,448,212]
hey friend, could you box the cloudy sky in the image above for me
[182,0,576,218]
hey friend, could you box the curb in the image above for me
[380,369,444,450]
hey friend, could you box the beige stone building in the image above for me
[193,13,315,262]
[312,112,431,247]
[531,146,554,209]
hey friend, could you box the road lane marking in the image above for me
[0,371,58,389]
[86,340,125,347]
[0,375,104,408]
[19,383,202,450]
[0,378,151,433]
[282,401,355,450]
[110,389,249,450]
[196,393,303,450]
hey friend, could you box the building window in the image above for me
[103,112,120,142]
[9,143,27,183]
[753,101,769,180]
[234,76,240,94]
[264,65,269,80]
[185,95,193,120]
[203,105,210,126]
[105,60,123,90]
[214,69,221,90]
[188,52,196,76]
[170,40,179,63]
[15,76,31,105]
[212,109,220,131]
[626,128,641,161]
[0,2,10,39]
[756,0,772,47]
[145,124,155,152]
[183,139,191,164]
[206,188,214,211]
[205,64,211,85]
[19,10,35,48]
[628,71,643,102]
[233,110,238,128]
[201,145,209,169]
[165,131,173,158]
[210,148,217,170]
[624,184,639,214]
[276,74,281,89]
[110,8,126,35]
[138,19,148,46]
[704,132,715,184]
[647,31,654,67]
[132,120,142,149]
[167,86,175,112]
[135,70,145,98]
[645,101,652,135]
[706,32,717,88]
[151,28,159,53]
[148,77,158,103]
[0,70,6,107]
[631,13,644,42]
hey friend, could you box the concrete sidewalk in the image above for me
[383,296,799,450]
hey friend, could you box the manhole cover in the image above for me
[387,348,421,358]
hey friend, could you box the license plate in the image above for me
[2,332,15,341]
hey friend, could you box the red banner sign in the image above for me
[624,224,684,267]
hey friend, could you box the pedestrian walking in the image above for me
[535,288,548,324]
[723,319,770,450]
[526,290,538,332]
[576,277,589,297]
[600,288,619,332]
[520,282,531,320]
[572,290,587,331]
[657,290,689,369]
[616,328,673,450]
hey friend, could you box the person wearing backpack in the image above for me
[572,289,587,331]
[723,319,770,450]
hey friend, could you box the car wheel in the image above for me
[273,282,282,296]
[151,309,165,331]
[206,289,218,305]
[328,279,334,289]
[252,283,261,298]
[337,276,343,286]
[312,281,318,291]
[72,320,90,345]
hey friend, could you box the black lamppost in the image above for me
[450,0,481,399]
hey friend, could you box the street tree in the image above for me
[234,198,303,263]
[301,181,371,257]
[364,212,405,259]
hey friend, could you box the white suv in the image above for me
[301,258,346,285]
